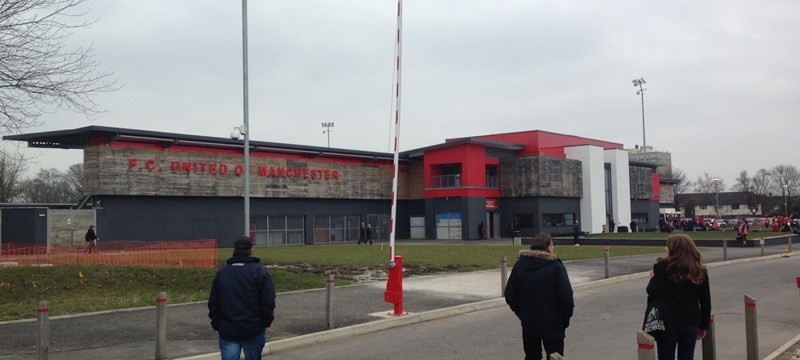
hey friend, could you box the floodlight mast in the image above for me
[633,77,647,151]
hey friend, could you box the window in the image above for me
[513,214,534,229]
[252,215,305,246]
[731,204,740,210]
[631,213,648,225]
[700,205,707,210]
[485,165,498,188]
[543,213,576,227]
[314,215,361,243]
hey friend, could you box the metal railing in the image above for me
[431,174,461,188]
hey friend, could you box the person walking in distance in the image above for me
[505,233,574,360]
[358,222,366,245]
[646,234,711,360]
[365,224,373,245]
[84,225,98,253]
[208,236,276,360]
[737,218,748,247]
[572,220,581,246]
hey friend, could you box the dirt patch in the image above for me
[270,263,473,283]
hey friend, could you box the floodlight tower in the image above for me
[632,77,647,151]
[322,122,335,147]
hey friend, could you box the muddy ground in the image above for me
[271,263,478,283]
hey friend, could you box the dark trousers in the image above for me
[522,328,564,360]
[656,323,700,360]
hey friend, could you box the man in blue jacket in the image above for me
[505,233,574,360]
[209,236,276,360]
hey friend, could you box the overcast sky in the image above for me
[10,0,800,189]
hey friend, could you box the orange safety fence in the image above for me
[0,240,218,269]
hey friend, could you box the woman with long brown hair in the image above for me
[646,234,711,360]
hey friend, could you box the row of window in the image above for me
[250,214,390,246]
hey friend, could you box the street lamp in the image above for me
[632,77,647,151]
[782,184,788,217]
[240,0,251,237]
[322,122,334,147]
[712,178,720,221]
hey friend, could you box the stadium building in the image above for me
[3,127,661,247]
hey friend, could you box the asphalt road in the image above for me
[0,243,794,359]
[265,254,800,360]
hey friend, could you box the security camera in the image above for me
[230,128,241,140]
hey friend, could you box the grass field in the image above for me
[1,244,663,321]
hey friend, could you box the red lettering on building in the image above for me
[234,164,244,176]
[145,159,156,172]
[209,163,217,175]
[303,169,309,179]
[258,166,267,176]
[129,158,138,170]
[325,170,331,180]
[332,170,339,180]
[295,169,302,178]
[220,163,228,175]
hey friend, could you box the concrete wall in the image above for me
[629,166,654,200]
[49,209,95,247]
[85,145,394,200]
[499,157,582,197]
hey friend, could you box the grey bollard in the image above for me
[744,295,758,360]
[550,353,565,359]
[759,238,765,257]
[501,256,508,297]
[701,314,716,360]
[155,292,167,360]
[722,239,727,261]
[326,275,335,329]
[38,300,49,360]
[636,330,656,360]
[603,247,610,279]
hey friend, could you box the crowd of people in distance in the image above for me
[658,215,799,235]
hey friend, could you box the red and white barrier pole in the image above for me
[384,0,405,317]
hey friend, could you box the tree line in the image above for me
[0,149,83,203]
[669,164,800,217]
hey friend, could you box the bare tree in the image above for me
[18,167,78,203]
[732,170,760,216]
[0,147,28,202]
[692,172,726,193]
[770,164,800,215]
[63,162,83,198]
[0,0,117,134]
[662,167,691,214]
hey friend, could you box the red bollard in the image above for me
[384,255,405,316]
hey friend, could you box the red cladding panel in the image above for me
[651,173,661,201]
[475,131,623,158]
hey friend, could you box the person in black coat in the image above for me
[505,233,575,360]
[208,236,276,360]
[646,234,711,360]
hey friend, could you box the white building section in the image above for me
[604,149,632,230]
[565,145,606,234]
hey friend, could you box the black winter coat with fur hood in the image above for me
[504,250,574,338]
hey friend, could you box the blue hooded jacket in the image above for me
[208,256,276,341]
[504,249,574,338]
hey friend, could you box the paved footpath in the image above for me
[0,242,795,359]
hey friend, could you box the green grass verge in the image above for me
[1,244,662,321]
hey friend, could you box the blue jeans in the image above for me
[219,330,267,360]
[656,323,700,360]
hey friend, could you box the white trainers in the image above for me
[574,244,580,246]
